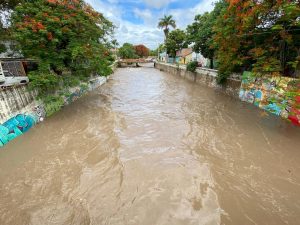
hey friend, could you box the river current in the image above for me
[1,67,300,225]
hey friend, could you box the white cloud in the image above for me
[169,0,215,28]
[142,0,176,9]
[84,0,215,49]
[133,8,153,24]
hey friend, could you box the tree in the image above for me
[187,1,227,69]
[0,0,23,53]
[111,39,119,48]
[187,13,214,69]
[165,29,187,58]
[12,0,114,96]
[149,49,158,56]
[118,43,137,59]
[214,0,300,82]
[158,15,176,40]
[157,43,165,53]
[0,0,22,11]
[134,44,149,57]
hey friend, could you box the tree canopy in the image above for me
[134,44,149,57]
[118,43,138,59]
[11,0,114,97]
[187,1,227,69]
[158,15,176,40]
[0,0,22,10]
[165,29,187,57]
[214,0,300,82]
[183,0,300,82]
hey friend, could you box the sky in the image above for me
[84,0,215,49]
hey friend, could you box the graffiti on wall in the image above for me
[0,114,37,147]
[0,104,46,147]
[239,71,300,126]
[65,85,88,105]
[89,77,107,90]
[0,76,108,147]
[33,105,46,122]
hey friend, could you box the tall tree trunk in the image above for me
[164,27,169,41]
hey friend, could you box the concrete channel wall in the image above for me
[155,62,300,127]
[0,74,113,147]
[154,62,241,99]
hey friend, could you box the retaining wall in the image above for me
[0,75,111,147]
[155,62,241,98]
[155,62,300,126]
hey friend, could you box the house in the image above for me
[159,51,167,62]
[176,48,193,65]
[176,48,211,67]
[192,52,209,68]
[0,60,29,87]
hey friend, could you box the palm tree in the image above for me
[158,15,176,40]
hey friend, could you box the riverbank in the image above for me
[155,62,300,126]
[0,63,117,147]
[154,62,241,99]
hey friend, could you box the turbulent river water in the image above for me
[0,67,300,225]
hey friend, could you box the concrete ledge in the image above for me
[155,62,241,99]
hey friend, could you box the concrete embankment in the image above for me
[154,62,241,99]
[0,73,113,147]
[154,62,300,126]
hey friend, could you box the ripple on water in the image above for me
[0,67,300,225]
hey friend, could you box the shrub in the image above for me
[43,95,64,117]
[187,61,198,72]
[0,43,6,53]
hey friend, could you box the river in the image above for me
[0,67,300,225]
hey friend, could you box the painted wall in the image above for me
[156,63,300,126]
[180,54,192,65]
[0,107,45,147]
[0,75,110,147]
[192,52,208,67]
[239,72,300,126]
[0,85,37,124]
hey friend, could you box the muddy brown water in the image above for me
[0,67,300,225]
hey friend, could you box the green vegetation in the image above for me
[158,15,176,40]
[118,43,138,59]
[0,1,23,52]
[165,29,187,58]
[157,1,299,83]
[118,43,151,59]
[187,1,226,69]
[43,95,65,117]
[186,61,198,72]
[8,0,114,115]
[0,43,6,53]
[149,49,158,56]
[214,0,300,82]
[0,0,22,10]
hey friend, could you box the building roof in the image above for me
[176,48,193,57]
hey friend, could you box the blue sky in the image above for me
[85,0,215,49]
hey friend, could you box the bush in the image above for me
[43,95,64,117]
[0,43,6,53]
[187,61,198,72]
